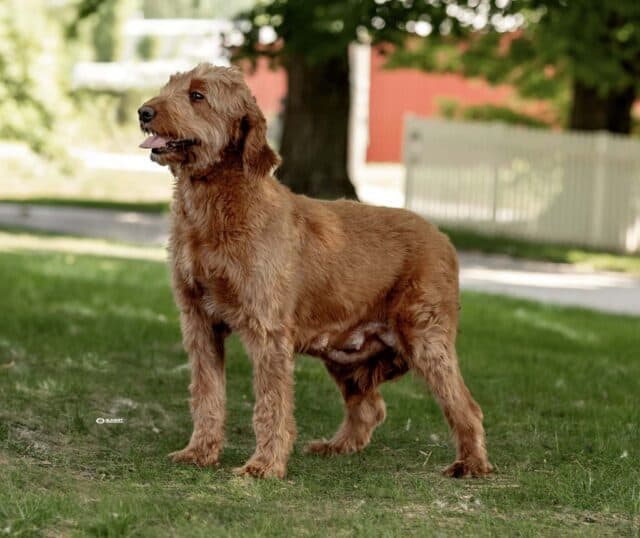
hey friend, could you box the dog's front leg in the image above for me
[169,307,228,468]
[234,331,296,479]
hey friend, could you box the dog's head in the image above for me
[138,63,280,179]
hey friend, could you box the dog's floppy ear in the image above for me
[242,97,281,181]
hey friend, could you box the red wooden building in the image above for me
[244,46,516,164]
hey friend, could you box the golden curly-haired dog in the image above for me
[138,63,491,479]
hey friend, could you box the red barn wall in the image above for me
[242,50,517,164]
[366,48,513,162]
[242,57,287,120]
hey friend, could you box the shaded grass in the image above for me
[443,227,640,275]
[0,234,638,536]
[0,197,169,214]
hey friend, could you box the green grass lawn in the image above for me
[443,228,640,276]
[0,198,170,214]
[0,233,638,537]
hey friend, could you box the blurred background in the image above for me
[1,0,639,259]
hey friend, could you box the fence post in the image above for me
[403,115,418,211]
[490,124,503,229]
[590,132,608,246]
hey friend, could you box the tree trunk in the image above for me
[278,50,358,199]
[569,81,635,134]
[605,85,635,134]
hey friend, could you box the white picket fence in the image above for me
[403,117,640,253]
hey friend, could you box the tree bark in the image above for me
[569,80,635,134]
[605,85,635,134]
[277,50,358,199]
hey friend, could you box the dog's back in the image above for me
[289,193,459,336]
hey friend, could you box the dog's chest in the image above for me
[172,227,247,319]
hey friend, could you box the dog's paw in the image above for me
[168,446,219,468]
[442,458,493,478]
[304,439,359,456]
[232,459,285,479]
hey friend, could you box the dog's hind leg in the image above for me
[306,352,408,455]
[399,300,492,478]
[305,382,385,456]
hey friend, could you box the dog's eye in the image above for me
[190,91,205,102]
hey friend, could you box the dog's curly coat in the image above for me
[138,63,492,479]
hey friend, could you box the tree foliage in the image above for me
[464,1,640,95]
[439,100,550,128]
[233,0,506,65]
[0,1,65,153]
[527,1,638,94]
[68,0,135,62]
[391,0,640,132]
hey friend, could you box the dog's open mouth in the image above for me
[139,130,198,154]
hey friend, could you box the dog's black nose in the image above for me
[138,106,156,123]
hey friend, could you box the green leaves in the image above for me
[493,0,640,95]
[232,0,507,65]
[389,0,640,132]
[0,1,58,153]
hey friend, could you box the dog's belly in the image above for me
[306,322,398,364]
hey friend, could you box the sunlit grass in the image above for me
[0,230,166,261]
[0,198,170,214]
[0,231,638,536]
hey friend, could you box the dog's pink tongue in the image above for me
[139,135,168,149]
